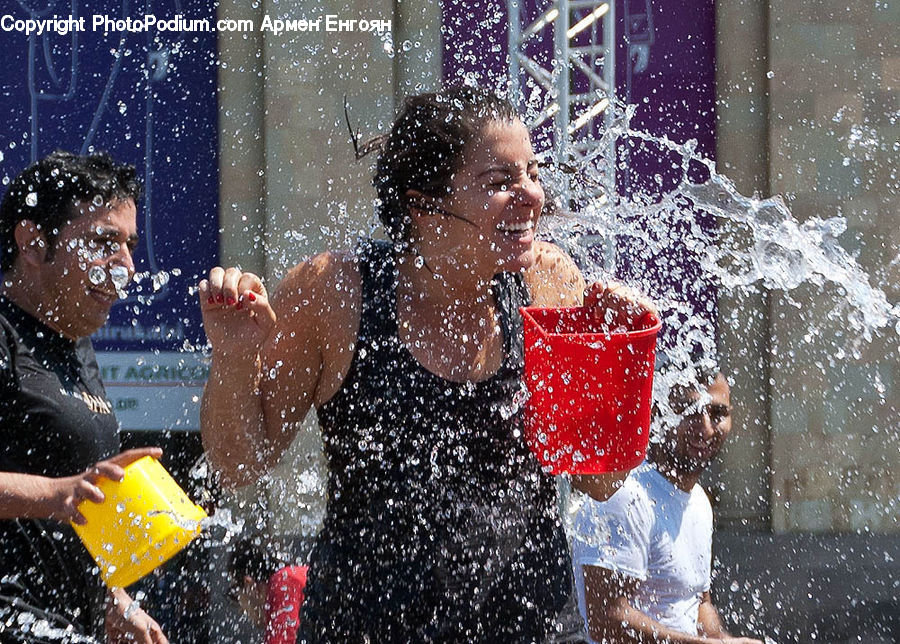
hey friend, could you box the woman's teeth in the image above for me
[497,221,534,232]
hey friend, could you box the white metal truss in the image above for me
[507,0,616,202]
[508,0,617,270]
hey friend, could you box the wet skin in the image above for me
[410,118,545,281]
[6,199,138,339]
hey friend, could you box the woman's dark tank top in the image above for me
[298,241,571,643]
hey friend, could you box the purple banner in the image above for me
[0,0,219,353]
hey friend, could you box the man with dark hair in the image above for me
[570,367,764,644]
[0,151,168,642]
[0,151,141,272]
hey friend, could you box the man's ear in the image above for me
[13,220,48,267]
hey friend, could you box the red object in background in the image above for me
[521,306,661,475]
[265,565,308,644]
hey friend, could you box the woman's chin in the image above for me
[499,249,535,274]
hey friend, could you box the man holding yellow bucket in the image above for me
[0,152,168,643]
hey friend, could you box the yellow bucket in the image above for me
[72,456,208,588]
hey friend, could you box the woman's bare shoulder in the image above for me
[264,250,363,406]
[272,250,361,323]
[524,241,585,307]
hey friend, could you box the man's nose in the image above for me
[110,243,135,277]
[698,410,717,440]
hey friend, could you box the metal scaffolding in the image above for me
[507,0,617,202]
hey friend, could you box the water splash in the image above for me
[532,105,900,452]
[127,268,183,305]
[544,103,898,398]
[86,264,134,299]
[87,265,106,286]
[109,265,130,292]
[131,268,181,293]
[0,609,98,642]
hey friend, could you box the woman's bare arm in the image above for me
[199,253,359,487]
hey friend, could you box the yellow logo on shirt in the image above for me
[59,388,113,415]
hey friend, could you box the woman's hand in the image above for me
[106,588,169,644]
[584,280,659,330]
[43,447,163,525]
[198,267,277,357]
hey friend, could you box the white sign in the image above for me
[96,351,209,432]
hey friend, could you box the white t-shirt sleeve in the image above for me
[571,481,654,581]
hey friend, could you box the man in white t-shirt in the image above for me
[569,369,764,644]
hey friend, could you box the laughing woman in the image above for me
[200,87,656,642]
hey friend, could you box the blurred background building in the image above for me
[1,0,896,641]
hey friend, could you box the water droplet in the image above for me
[88,265,106,286]
[110,265,130,291]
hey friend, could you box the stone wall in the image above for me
[765,0,899,533]
[717,0,899,534]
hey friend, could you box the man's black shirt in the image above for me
[0,295,120,640]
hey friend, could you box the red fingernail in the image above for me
[236,301,243,310]
[216,294,224,303]
[226,297,236,306]
[248,292,256,302]
[207,296,215,304]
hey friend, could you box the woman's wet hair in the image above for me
[0,150,142,272]
[372,86,519,248]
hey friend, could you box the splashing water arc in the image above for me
[1,1,898,641]
[540,103,897,413]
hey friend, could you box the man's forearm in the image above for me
[0,471,56,519]
[697,599,730,639]
[591,602,713,644]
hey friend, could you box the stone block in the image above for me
[857,24,900,58]
[862,90,900,123]
[790,499,834,531]
[882,57,900,91]
[770,160,819,195]
[848,498,888,531]
[841,195,881,229]
[772,395,811,435]
[873,0,900,24]
[773,24,857,63]
[814,91,865,124]
[769,85,817,123]
[770,59,862,94]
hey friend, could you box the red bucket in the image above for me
[520,306,662,475]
